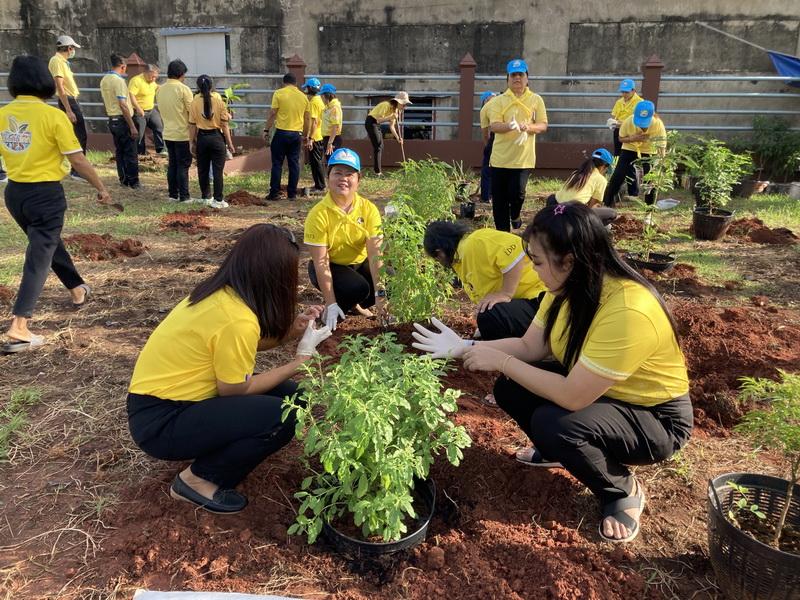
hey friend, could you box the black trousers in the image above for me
[490,167,531,231]
[127,381,301,489]
[477,296,542,341]
[364,116,384,174]
[57,96,87,175]
[197,130,226,201]
[612,129,639,196]
[4,181,84,318]
[308,259,375,313]
[135,109,165,154]
[108,118,139,187]
[480,134,495,202]
[270,129,302,198]
[605,150,650,207]
[323,135,342,155]
[493,363,693,506]
[166,140,192,200]
[307,139,326,190]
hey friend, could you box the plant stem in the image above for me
[773,461,799,548]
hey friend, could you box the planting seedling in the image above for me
[725,481,767,529]
[394,159,456,222]
[221,83,250,131]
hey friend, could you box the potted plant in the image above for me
[623,205,675,273]
[693,138,753,241]
[707,371,800,599]
[284,333,472,555]
[751,116,800,190]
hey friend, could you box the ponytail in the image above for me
[564,157,606,191]
[196,75,213,121]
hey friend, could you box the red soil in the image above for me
[610,214,644,240]
[0,284,14,304]
[225,189,268,206]
[63,233,145,261]
[159,210,212,234]
[727,217,799,245]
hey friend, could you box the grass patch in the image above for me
[677,249,742,283]
[527,177,562,196]
[86,150,113,165]
[728,193,800,231]
[0,387,43,461]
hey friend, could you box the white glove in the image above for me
[323,303,345,331]
[296,321,332,356]
[411,317,472,359]
[514,131,529,146]
[606,117,620,130]
[507,118,520,132]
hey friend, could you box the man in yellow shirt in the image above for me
[156,59,194,202]
[100,53,139,188]
[302,78,326,193]
[488,59,548,231]
[264,73,309,200]
[129,64,166,156]
[608,79,643,199]
[48,34,88,182]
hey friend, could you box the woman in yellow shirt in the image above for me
[1,56,111,353]
[128,224,331,513]
[547,148,617,225]
[413,202,692,543]
[363,92,411,175]
[319,83,343,156]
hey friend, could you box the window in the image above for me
[161,28,231,75]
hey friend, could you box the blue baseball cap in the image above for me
[591,148,614,166]
[506,58,528,74]
[618,79,635,92]
[302,77,321,90]
[633,100,655,128]
[480,91,497,105]
[319,83,336,94]
[328,148,361,172]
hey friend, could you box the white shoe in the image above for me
[208,199,229,209]
[168,196,180,203]
[198,198,213,206]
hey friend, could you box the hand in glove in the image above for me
[507,118,521,132]
[296,321,332,357]
[606,117,620,130]
[514,131,529,146]
[323,303,346,331]
[411,317,472,359]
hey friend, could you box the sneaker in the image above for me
[265,193,281,201]
[199,198,213,206]
[208,199,229,209]
[69,173,89,184]
[128,183,142,190]
[168,196,180,203]
[157,149,168,156]
[179,198,195,203]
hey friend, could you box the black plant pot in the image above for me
[624,252,676,273]
[323,478,436,557]
[734,180,770,198]
[459,201,476,219]
[693,207,734,241]
[708,473,800,600]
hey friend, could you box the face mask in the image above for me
[68,48,76,59]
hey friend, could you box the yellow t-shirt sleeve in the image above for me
[489,235,525,273]
[619,118,636,138]
[331,104,343,125]
[211,320,260,385]
[216,96,230,122]
[128,77,140,96]
[487,99,503,125]
[611,99,623,120]
[579,308,660,381]
[365,202,382,238]
[49,58,65,79]
[534,95,548,123]
[188,98,198,124]
[591,172,607,202]
[271,91,281,110]
[651,120,667,148]
[303,207,328,246]
[113,77,128,100]
[54,111,82,154]
[533,292,554,328]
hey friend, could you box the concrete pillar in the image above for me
[286,54,306,83]
[458,53,477,142]
[641,55,665,109]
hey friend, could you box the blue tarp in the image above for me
[767,51,800,87]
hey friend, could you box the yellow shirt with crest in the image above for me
[304,193,382,265]
[487,88,548,169]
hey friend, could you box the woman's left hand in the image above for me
[477,292,511,313]
[291,305,324,338]
[463,345,509,373]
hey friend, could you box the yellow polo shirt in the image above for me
[533,277,689,405]
[619,115,667,156]
[611,93,642,122]
[452,229,546,303]
[555,168,608,205]
[48,54,79,98]
[156,79,193,142]
[0,96,81,182]
[306,95,324,142]
[129,287,261,401]
[322,98,343,137]
[488,88,548,169]
[479,101,492,129]
[189,93,229,130]
[272,85,308,132]
[304,192,382,266]
[368,101,396,122]
[100,72,130,117]
[128,73,158,111]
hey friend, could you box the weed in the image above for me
[0,387,43,461]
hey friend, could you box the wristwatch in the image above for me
[375,289,386,298]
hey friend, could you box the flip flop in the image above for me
[2,334,45,354]
[72,284,91,309]
[599,481,646,544]
[480,393,500,409]
[515,447,562,468]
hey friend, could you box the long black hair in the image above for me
[196,75,214,120]
[523,202,679,369]
[423,221,470,267]
[188,224,299,340]
[564,157,607,191]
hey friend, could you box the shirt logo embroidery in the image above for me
[357,217,365,224]
[1,116,32,153]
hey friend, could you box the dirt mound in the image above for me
[640,263,718,297]
[160,210,211,234]
[0,284,14,304]
[63,233,145,261]
[670,299,800,430]
[728,218,799,245]
[225,189,268,206]
[611,214,644,240]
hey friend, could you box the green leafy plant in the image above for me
[694,138,753,214]
[394,159,456,223]
[726,480,767,528]
[641,131,699,204]
[736,371,800,548]
[221,83,250,130]
[284,334,471,543]
[751,116,800,182]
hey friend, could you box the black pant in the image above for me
[57,96,87,175]
[605,150,650,207]
[490,167,531,231]
[127,381,300,489]
[307,139,326,190]
[493,363,693,506]
[477,296,542,341]
[135,109,165,154]
[323,135,342,155]
[269,129,302,198]
[166,140,192,200]
[308,259,375,313]
[108,118,139,187]
[197,130,226,201]
[480,134,494,202]
[4,181,84,318]
[612,128,638,197]
[364,116,384,174]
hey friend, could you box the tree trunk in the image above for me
[773,464,798,548]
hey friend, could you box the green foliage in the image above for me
[695,138,753,213]
[393,159,456,223]
[641,131,699,204]
[221,83,250,130]
[284,334,471,543]
[725,481,767,527]
[0,387,43,460]
[751,116,800,182]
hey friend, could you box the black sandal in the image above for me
[599,482,646,543]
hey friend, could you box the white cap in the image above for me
[56,35,81,48]
[393,91,412,105]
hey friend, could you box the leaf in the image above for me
[356,474,368,498]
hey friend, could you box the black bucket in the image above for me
[459,201,476,219]
[624,252,676,273]
[693,207,734,241]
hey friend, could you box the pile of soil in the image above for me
[160,210,211,234]
[225,189,268,206]
[727,218,799,245]
[642,263,717,297]
[63,233,145,261]
[611,214,644,240]
[0,284,14,304]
